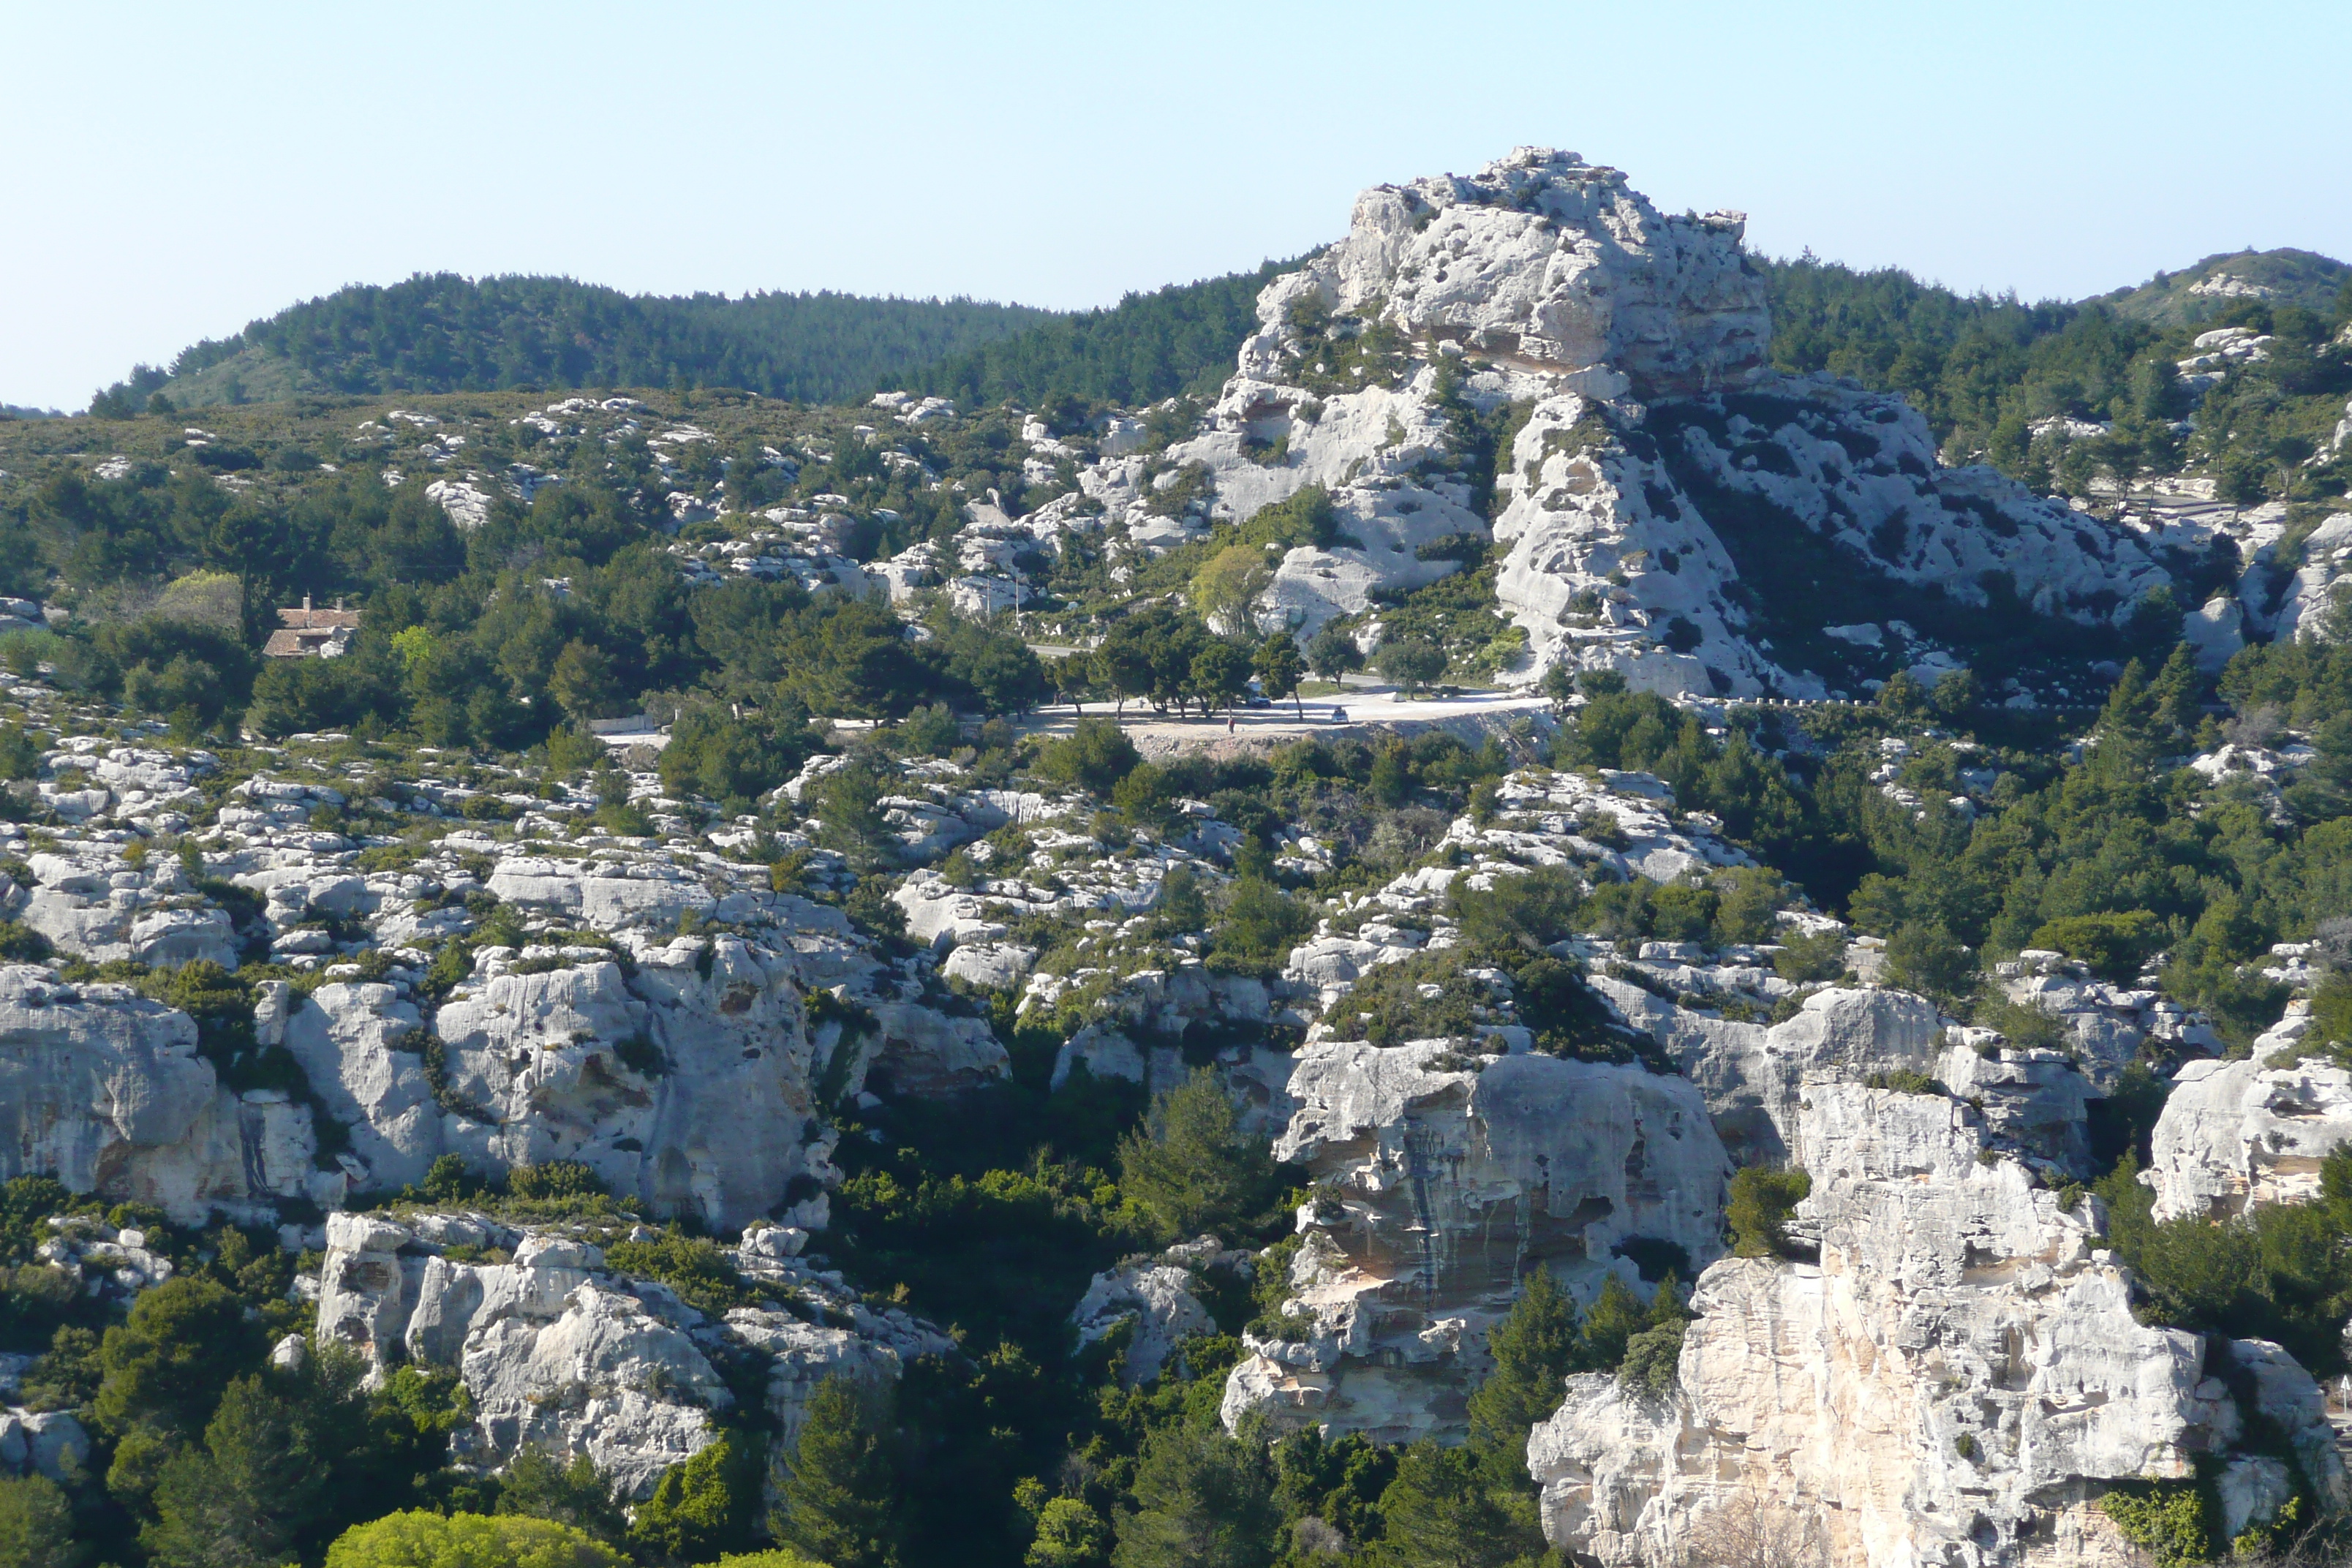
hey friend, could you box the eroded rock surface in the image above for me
[1221,1041,1728,1444]
[1528,1079,2337,1567]
[315,1210,951,1499]
[2144,1018,2352,1222]
[0,962,327,1223]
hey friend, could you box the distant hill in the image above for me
[2099,246,2350,327]
[910,257,1300,408]
[97,275,1062,413]
[92,246,2351,431]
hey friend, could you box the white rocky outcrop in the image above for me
[1221,1041,1728,1444]
[2142,1028,2352,1222]
[1529,1079,2337,1567]
[1071,1236,1248,1386]
[0,963,328,1223]
[1605,985,1941,1164]
[1042,148,2178,701]
[315,1211,951,1499]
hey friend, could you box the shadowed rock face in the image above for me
[1527,1080,2348,1568]
[1221,1041,1729,1445]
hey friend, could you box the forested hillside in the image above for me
[91,246,2351,526]
[906,259,1300,408]
[95,277,1060,413]
[1760,248,2352,500]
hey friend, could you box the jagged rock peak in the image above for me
[1257,147,1771,401]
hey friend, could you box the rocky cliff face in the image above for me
[1527,1078,2342,1567]
[0,962,326,1222]
[1220,1041,1729,1445]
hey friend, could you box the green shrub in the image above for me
[1726,1167,1812,1259]
[603,1229,757,1316]
[1772,928,1848,983]
[325,1509,623,1567]
[1034,719,1139,797]
[2028,911,2168,981]
[1884,920,1975,1004]
[1208,878,1311,976]
[2097,1481,2215,1568]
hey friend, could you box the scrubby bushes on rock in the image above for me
[1726,1167,1812,1259]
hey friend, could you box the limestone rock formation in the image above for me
[1528,1079,2338,1567]
[0,962,328,1223]
[1011,148,2179,701]
[2143,1017,2351,1221]
[1221,1041,1728,1444]
[1071,1236,1250,1386]
[314,1210,951,1499]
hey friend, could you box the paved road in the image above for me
[1017,685,1555,753]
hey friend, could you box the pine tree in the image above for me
[1579,1273,1648,1371]
[771,1379,902,1568]
[1110,1425,1278,1568]
[1465,1270,1583,1450]
[1362,1442,1545,1568]
[497,1447,627,1545]
[0,1475,80,1568]
[144,1373,331,1568]
[634,1433,761,1566]
[1117,1068,1278,1242]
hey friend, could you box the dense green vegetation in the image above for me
[96,277,1060,413]
[913,261,1299,410]
[0,399,1057,765]
[1760,250,2352,502]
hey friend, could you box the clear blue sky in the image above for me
[5,1,2345,411]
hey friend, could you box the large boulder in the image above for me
[1221,1041,1728,1444]
[1071,1237,1246,1386]
[433,940,840,1233]
[1595,984,1943,1164]
[2142,1052,2352,1222]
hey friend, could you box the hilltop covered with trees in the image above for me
[94,277,1061,413]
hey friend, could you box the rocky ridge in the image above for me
[845,149,2190,704]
